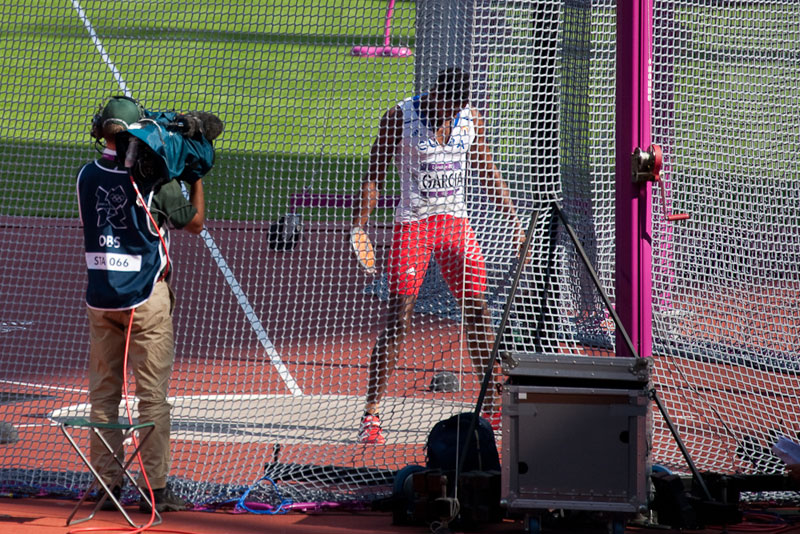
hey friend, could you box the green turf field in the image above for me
[4,1,796,224]
[0,0,416,220]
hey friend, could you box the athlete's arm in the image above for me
[469,109,524,242]
[352,106,402,228]
[183,179,205,234]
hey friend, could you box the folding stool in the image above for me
[60,418,162,527]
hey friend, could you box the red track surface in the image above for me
[2,217,800,533]
[4,496,787,534]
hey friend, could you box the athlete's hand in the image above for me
[513,219,526,256]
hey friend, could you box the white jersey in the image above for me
[394,96,476,223]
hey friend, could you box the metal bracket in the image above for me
[631,144,663,184]
[631,144,689,222]
[628,356,652,382]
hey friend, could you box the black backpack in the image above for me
[425,412,500,473]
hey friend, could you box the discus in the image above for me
[350,226,377,275]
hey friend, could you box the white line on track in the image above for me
[198,223,303,396]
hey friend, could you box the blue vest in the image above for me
[76,157,168,310]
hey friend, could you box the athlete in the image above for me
[352,68,524,444]
[76,95,219,511]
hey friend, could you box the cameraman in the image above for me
[75,96,212,512]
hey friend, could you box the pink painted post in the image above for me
[615,0,654,357]
[638,0,654,358]
[351,0,412,58]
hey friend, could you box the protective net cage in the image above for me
[0,0,797,510]
[649,0,800,479]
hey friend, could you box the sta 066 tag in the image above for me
[85,252,142,272]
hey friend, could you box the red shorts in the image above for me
[387,215,487,300]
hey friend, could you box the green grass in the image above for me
[3,0,798,224]
[0,0,416,221]
[0,138,406,223]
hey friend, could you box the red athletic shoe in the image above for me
[358,414,386,444]
[483,410,502,431]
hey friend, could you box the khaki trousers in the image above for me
[87,280,175,489]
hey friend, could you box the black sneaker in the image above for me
[139,486,188,513]
[99,485,122,511]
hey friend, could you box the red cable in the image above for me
[130,176,171,283]
[719,510,798,534]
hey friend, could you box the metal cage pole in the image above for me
[616,0,654,357]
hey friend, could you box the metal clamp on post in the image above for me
[631,144,690,222]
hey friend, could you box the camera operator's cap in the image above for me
[101,97,142,129]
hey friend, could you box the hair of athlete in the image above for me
[434,67,470,109]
